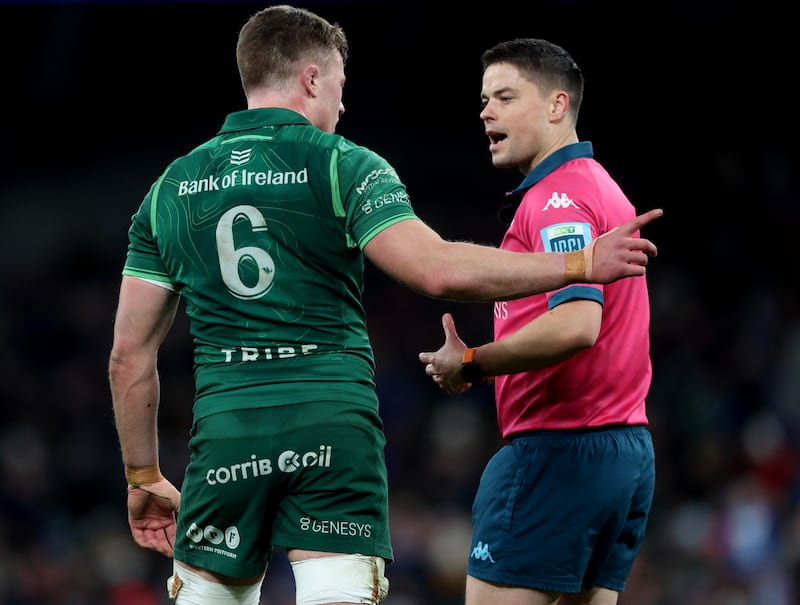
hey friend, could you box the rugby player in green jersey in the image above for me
[108,5,661,605]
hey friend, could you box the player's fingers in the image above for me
[620,208,663,234]
[624,249,649,266]
[132,530,161,553]
[441,313,456,340]
[628,238,658,258]
[442,313,463,347]
[140,484,180,512]
[624,265,647,277]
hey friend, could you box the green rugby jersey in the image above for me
[123,108,420,420]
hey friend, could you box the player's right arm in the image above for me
[363,208,661,303]
[109,275,182,557]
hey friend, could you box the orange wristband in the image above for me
[462,347,478,365]
[125,464,164,488]
[460,347,487,385]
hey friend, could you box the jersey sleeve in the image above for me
[517,185,603,307]
[122,176,177,289]
[335,144,420,249]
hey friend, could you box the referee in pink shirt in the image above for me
[420,37,657,605]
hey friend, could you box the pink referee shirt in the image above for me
[493,142,651,437]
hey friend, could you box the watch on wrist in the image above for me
[460,347,487,385]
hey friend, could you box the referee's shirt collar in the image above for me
[508,141,594,196]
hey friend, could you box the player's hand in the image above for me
[418,313,471,394]
[583,208,662,284]
[127,478,181,558]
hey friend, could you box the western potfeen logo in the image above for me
[185,523,242,558]
[185,523,241,549]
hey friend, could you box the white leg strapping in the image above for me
[290,554,389,605]
[166,563,262,605]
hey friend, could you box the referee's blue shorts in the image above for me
[467,424,655,593]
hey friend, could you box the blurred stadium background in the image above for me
[1,2,798,604]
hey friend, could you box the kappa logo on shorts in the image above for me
[470,541,495,563]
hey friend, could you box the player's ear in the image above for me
[302,64,319,96]
[551,90,569,122]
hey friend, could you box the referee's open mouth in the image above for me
[486,129,506,151]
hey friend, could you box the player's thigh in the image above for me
[558,586,619,605]
[465,576,619,605]
[465,575,559,605]
[175,410,286,578]
[289,551,389,605]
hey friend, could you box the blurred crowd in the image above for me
[1,139,798,605]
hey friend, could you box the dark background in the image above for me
[1,2,798,604]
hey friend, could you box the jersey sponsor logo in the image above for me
[278,446,332,472]
[542,191,580,210]
[220,344,319,362]
[355,167,400,195]
[360,190,410,215]
[184,523,242,559]
[299,517,374,538]
[230,148,252,166]
[470,540,495,562]
[177,167,308,196]
[204,446,333,485]
[186,523,241,549]
[540,222,592,253]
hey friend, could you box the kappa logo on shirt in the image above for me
[542,192,580,211]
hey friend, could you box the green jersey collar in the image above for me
[218,108,311,134]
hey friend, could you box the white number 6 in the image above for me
[216,205,275,300]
